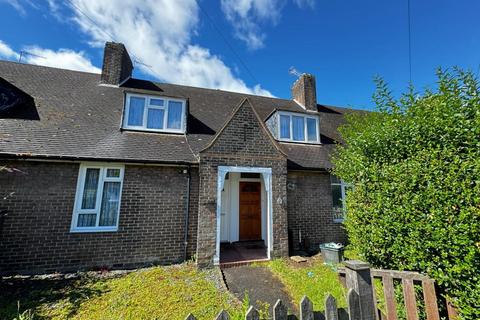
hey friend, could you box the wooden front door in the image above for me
[239,181,262,241]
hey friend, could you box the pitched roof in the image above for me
[0,60,365,169]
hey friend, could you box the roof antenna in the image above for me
[133,58,152,69]
[18,50,46,63]
[289,66,302,78]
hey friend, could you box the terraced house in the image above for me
[0,42,359,274]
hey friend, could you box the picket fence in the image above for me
[185,260,458,320]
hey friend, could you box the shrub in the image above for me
[332,68,480,319]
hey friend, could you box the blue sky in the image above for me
[0,0,479,110]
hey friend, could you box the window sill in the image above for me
[121,127,185,135]
[70,227,118,233]
[278,140,322,145]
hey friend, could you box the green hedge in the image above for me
[332,69,480,319]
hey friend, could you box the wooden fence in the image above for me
[338,264,459,320]
[185,260,458,320]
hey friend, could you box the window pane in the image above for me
[106,168,120,178]
[331,184,343,209]
[307,118,317,141]
[150,98,164,106]
[81,168,99,209]
[147,108,164,129]
[167,101,183,129]
[280,115,290,139]
[77,213,96,227]
[292,116,305,141]
[127,97,145,126]
[330,174,341,184]
[240,172,261,179]
[99,181,121,226]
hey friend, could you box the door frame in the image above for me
[215,166,273,265]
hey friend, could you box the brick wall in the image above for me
[197,99,289,267]
[0,161,199,274]
[287,170,346,252]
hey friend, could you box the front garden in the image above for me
[1,256,348,320]
[1,263,242,320]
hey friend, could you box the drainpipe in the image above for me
[183,166,191,261]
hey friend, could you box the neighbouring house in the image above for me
[0,42,360,274]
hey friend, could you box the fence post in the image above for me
[273,299,288,320]
[345,260,376,320]
[300,296,314,320]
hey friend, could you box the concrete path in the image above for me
[222,265,296,314]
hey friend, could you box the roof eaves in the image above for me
[0,152,199,166]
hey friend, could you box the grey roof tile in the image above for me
[0,60,364,169]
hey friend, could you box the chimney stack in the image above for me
[291,73,317,111]
[100,42,133,86]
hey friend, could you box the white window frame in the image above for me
[70,163,125,233]
[331,176,348,223]
[277,111,320,144]
[123,93,186,134]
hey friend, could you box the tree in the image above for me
[332,68,480,319]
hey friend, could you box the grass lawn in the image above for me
[261,255,347,311]
[1,263,243,320]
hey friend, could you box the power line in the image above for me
[64,0,156,75]
[407,0,412,83]
[197,2,260,84]
[65,0,116,42]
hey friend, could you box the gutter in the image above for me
[183,166,191,261]
[0,153,199,166]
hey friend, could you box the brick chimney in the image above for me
[100,42,133,86]
[291,73,317,111]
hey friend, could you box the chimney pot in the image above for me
[291,73,317,111]
[100,42,133,86]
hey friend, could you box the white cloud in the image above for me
[60,0,272,96]
[23,47,100,73]
[0,40,19,60]
[0,0,38,16]
[0,39,100,73]
[292,0,315,9]
[221,0,284,50]
[1,0,26,15]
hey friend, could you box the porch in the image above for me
[219,241,268,266]
[215,166,273,265]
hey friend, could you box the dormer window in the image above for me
[123,93,186,133]
[277,111,320,143]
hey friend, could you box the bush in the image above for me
[332,68,480,319]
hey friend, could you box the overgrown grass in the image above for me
[262,257,347,311]
[1,263,243,320]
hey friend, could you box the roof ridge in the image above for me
[0,59,101,77]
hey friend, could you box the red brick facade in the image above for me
[287,171,346,251]
[0,109,345,274]
[0,161,198,274]
[196,99,289,267]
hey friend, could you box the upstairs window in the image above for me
[278,111,319,143]
[123,93,186,133]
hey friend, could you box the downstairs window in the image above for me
[331,175,350,222]
[71,164,124,232]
